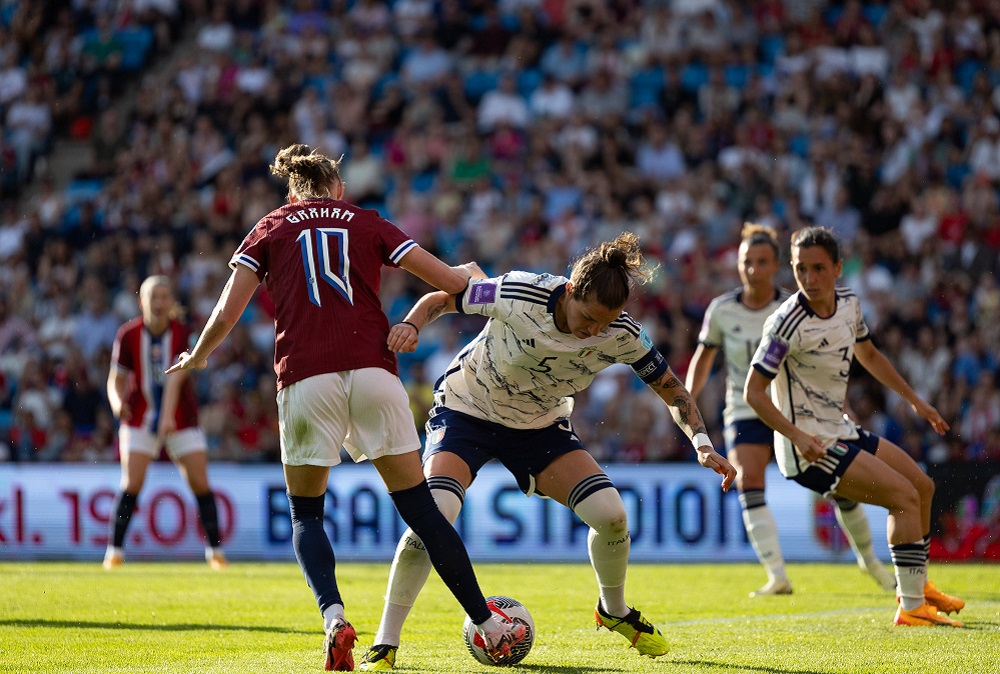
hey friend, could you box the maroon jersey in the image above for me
[111,317,200,430]
[230,197,418,390]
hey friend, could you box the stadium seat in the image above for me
[725,64,752,89]
[759,35,785,64]
[790,134,810,158]
[630,66,664,109]
[517,68,543,98]
[680,63,708,92]
[118,27,154,71]
[863,5,887,26]
[464,70,500,103]
[956,60,984,94]
[411,171,436,193]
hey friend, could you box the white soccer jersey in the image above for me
[751,288,869,478]
[437,271,665,429]
[698,287,791,426]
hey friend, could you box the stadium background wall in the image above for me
[0,464,994,563]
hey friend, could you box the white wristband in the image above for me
[692,433,713,451]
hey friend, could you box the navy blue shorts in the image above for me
[423,407,585,496]
[792,427,881,498]
[724,418,774,452]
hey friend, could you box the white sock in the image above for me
[573,482,630,618]
[374,481,464,647]
[740,491,788,581]
[323,603,346,631]
[834,498,879,566]
[105,545,124,557]
[889,542,927,611]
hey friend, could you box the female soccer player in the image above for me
[104,275,227,571]
[744,226,964,627]
[358,232,736,670]
[167,144,526,670]
[686,223,895,597]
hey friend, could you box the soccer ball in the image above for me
[462,595,535,666]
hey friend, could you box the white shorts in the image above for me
[119,426,207,461]
[277,367,421,467]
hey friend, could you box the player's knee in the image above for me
[429,488,463,523]
[575,487,628,538]
[913,472,934,505]
[889,481,921,514]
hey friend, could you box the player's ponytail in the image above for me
[568,232,656,309]
[270,144,343,200]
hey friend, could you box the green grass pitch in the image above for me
[2,561,998,673]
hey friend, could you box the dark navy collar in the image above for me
[547,283,566,315]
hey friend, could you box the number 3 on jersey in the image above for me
[297,228,353,307]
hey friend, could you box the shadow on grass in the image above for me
[0,618,313,635]
[671,660,829,674]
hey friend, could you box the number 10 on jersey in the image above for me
[297,228,353,307]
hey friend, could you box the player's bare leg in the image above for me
[836,451,962,627]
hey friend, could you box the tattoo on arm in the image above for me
[656,369,708,437]
[427,302,446,323]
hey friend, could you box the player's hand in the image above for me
[460,261,488,280]
[166,350,207,373]
[697,448,737,492]
[912,399,949,435]
[388,322,419,353]
[794,430,827,463]
[157,416,176,439]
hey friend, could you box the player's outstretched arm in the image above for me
[387,291,459,353]
[398,247,482,294]
[167,266,259,374]
[648,366,736,491]
[853,339,949,435]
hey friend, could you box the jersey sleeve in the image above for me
[698,297,723,347]
[751,308,790,380]
[456,271,540,320]
[376,216,418,267]
[854,297,871,342]
[608,315,670,384]
[230,219,269,281]
[110,324,131,373]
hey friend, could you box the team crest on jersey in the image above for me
[468,281,497,304]
[428,425,446,446]
[639,328,653,350]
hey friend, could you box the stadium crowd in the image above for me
[0,0,998,479]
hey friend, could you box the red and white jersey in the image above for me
[230,197,417,390]
[111,317,200,431]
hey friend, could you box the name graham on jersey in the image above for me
[286,206,355,223]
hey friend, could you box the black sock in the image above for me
[110,491,138,548]
[390,481,490,624]
[196,491,222,548]
[288,493,342,614]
